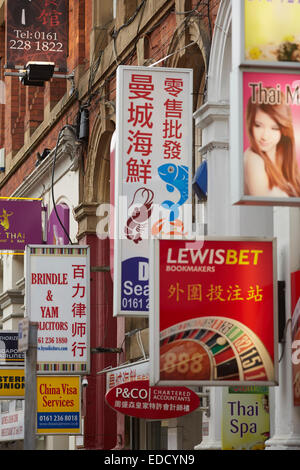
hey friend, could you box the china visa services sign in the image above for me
[114,65,193,317]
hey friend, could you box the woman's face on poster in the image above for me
[252,109,281,155]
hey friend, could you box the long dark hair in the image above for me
[246,93,300,196]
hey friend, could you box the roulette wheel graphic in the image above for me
[160,316,274,382]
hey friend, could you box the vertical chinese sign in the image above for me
[6,0,69,72]
[114,65,193,316]
[150,237,278,386]
[25,245,90,374]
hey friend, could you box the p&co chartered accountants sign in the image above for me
[25,245,90,375]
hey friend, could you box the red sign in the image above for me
[105,380,200,419]
[151,238,278,386]
[6,0,69,72]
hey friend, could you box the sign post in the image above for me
[24,322,38,451]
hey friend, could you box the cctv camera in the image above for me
[82,378,88,387]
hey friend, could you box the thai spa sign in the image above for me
[150,237,278,386]
[114,65,193,316]
[25,245,90,374]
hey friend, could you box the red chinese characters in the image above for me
[71,264,87,358]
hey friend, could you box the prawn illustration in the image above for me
[125,188,154,244]
[0,209,13,231]
[158,163,189,221]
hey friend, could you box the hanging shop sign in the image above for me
[232,0,300,68]
[222,386,270,450]
[231,68,300,206]
[291,270,300,406]
[0,199,42,251]
[149,237,278,386]
[104,359,149,392]
[6,0,69,72]
[105,379,200,420]
[25,245,90,375]
[0,405,24,442]
[36,375,81,435]
[114,65,193,316]
[0,331,24,366]
[0,369,25,399]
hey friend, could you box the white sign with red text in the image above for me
[25,245,90,375]
[114,65,193,316]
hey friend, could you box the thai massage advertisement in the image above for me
[114,66,193,316]
[150,238,278,386]
[244,0,300,63]
[242,71,300,201]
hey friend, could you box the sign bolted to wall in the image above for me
[36,375,81,435]
[150,237,278,386]
[222,386,270,450]
[231,68,300,206]
[0,369,25,399]
[114,65,193,317]
[0,331,24,365]
[25,245,90,374]
[0,199,42,251]
[105,379,200,420]
[6,0,69,72]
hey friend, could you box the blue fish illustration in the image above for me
[158,163,189,221]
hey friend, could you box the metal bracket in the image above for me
[91,346,123,354]
[196,390,210,417]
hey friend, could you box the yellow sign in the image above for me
[245,0,300,62]
[36,375,81,434]
[222,386,270,450]
[0,369,25,398]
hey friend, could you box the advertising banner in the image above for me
[0,199,42,251]
[231,68,300,206]
[36,375,81,434]
[291,270,300,406]
[0,331,24,366]
[150,237,278,386]
[0,406,24,442]
[245,0,300,65]
[114,65,193,316]
[25,245,90,375]
[0,369,25,399]
[105,379,200,420]
[222,386,270,450]
[6,0,68,72]
[232,1,300,68]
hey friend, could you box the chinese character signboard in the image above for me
[232,0,300,67]
[222,386,270,450]
[0,405,24,442]
[6,0,68,72]
[231,68,300,206]
[150,237,278,386]
[114,65,193,316]
[25,245,90,374]
[105,379,200,420]
[105,359,149,392]
[0,199,42,251]
[0,331,24,366]
[36,375,81,434]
